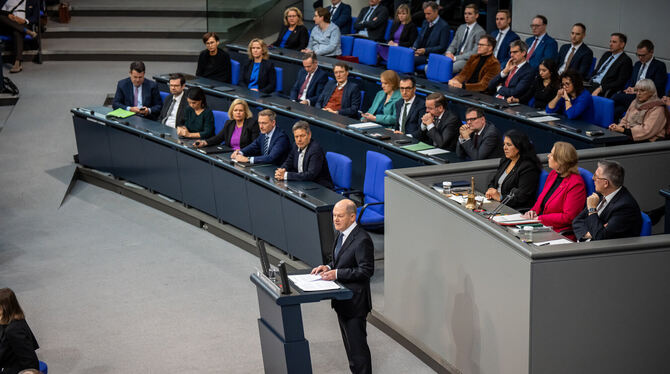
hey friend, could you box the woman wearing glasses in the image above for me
[270,7,309,51]
[196,32,232,83]
[546,69,592,120]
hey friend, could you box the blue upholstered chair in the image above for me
[39,360,48,373]
[341,35,354,56]
[356,151,393,229]
[326,152,353,194]
[425,53,453,83]
[585,96,614,128]
[275,66,283,92]
[230,59,240,85]
[665,73,670,95]
[578,167,596,197]
[212,110,229,142]
[159,91,169,101]
[587,57,597,77]
[537,169,549,197]
[352,38,378,66]
[640,212,652,236]
[386,46,415,74]
[350,17,357,34]
[383,19,393,41]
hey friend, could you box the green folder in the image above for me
[107,108,135,118]
[401,142,434,152]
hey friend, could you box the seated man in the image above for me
[573,160,642,241]
[525,15,558,69]
[315,62,361,118]
[352,0,389,42]
[448,35,500,93]
[557,23,593,79]
[488,39,534,100]
[274,121,334,188]
[444,3,486,73]
[113,61,162,120]
[328,0,352,35]
[588,33,633,98]
[456,106,504,160]
[157,73,188,128]
[394,76,426,139]
[491,9,519,67]
[412,1,449,66]
[290,52,329,106]
[420,92,460,151]
[231,109,290,165]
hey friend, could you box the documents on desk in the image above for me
[449,195,491,205]
[534,238,572,246]
[348,122,383,130]
[402,142,434,152]
[418,148,450,156]
[492,213,541,225]
[288,274,341,291]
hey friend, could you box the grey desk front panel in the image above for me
[141,140,182,201]
[211,164,253,232]
[246,180,288,251]
[73,116,114,174]
[176,152,218,217]
[106,126,149,187]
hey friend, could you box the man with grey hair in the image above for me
[572,160,642,241]
[274,121,333,188]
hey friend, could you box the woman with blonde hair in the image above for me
[0,288,40,374]
[240,38,276,93]
[378,4,418,61]
[194,99,260,150]
[271,7,309,50]
[361,70,402,126]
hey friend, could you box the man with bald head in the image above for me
[312,199,374,374]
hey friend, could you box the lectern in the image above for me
[250,272,352,374]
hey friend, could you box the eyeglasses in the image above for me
[465,116,481,123]
[399,86,414,91]
[530,24,543,28]
[593,175,609,182]
[477,43,491,47]
[636,52,650,58]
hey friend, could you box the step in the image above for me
[40,38,203,61]
[54,0,207,17]
[44,16,207,39]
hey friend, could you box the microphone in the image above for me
[486,188,517,219]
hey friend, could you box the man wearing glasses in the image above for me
[447,35,501,93]
[456,106,503,160]
[420,92,460,151]
[315,62,361,118]
[524,14,558,69]
[394,76,426,139]
[487,39,534,99]
[572,160,642,241]
[158,73,188,128]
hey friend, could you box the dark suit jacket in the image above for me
[456,121,504,160]
[281,140,334,188]
[112,77,163,119]
[625,58,668,97]
[558,43,593,80]
[289,67,329,105]
[488,62,535,98]
[315,79,361,118]
[204,118,259,148]
[394,95,425,139]
[572,187,642,241]
[353,5,389,42]
[491,28,520,67]
[424,110,461,152]
[271,24,309,50]
[328,3,352,35]
[240,59,276,94]
[157,92,188,126]
[388,21,418,47]
[328,224,375,318]
[591,51,633,98]
[240,127,290,165]
[0,319,40,374]
[487,158,541,210]
[412,17,449,55]
[524,34,558,68]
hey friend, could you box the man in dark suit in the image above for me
[316,62,361,118]
[557,23,593,79]
[573,160,642,241]
[488,39,534,100]
[456,107,504,160]
[394,76,425,139]
[289,52,329,106]
[420,92,460,151]
[588,33,633,98]
[490,9,519,67]
[274,121,334,188]
[328,0,352,35]
[611,39,668,120]
[113,61,163,120]
[524,15,558,69]
[312,199,375,374]
[352,0,389,42]
[412,1,449,66]
[231,109,290,165]
[157,73,188,128]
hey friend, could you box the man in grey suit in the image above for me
[444,3,486,73]
[456,107,504,160]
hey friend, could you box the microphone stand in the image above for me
[485,191,516,219]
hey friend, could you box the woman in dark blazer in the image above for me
[240,38,277,94]
[513,58,560,109]
[270,7,309,50]
[195,98,260,150]
[378,4,418,61]
[485,130,542,210]
[177,87,215,139]
[0,288,40,374]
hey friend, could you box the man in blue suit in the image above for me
[525,15,558,69]
[557,23,593,79]
[274,121,334,189]
[394,76,426,140]
[412,1,449,66]
[316,62,361,118]
[488,39,535,101]
[327,0,352,35]
[112,61,163,120]
[231,109,290,165]
[289,52,329,106]
[490,10,519,68]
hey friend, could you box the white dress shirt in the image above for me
[164,92,183,128]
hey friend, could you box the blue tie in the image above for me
[262,135,270,155]
[334,233,343,260]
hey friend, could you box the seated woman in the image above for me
[512,58,560,109]
[378,4,418,61]
[546,70,592,120]
[361,70,401,126]
[240,38,276,94]
[177,87,215,139]
[608,79,669,142]
[270,7,309,51]
[485,130,542,210]
[194,98,260,150]
[0,2,38,73]
[0,288,40,374]
[523,141,586,240]
[302,7,341,57]
[195,32,232,83]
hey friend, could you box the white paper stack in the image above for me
[288,274,341,291]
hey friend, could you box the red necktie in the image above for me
[526,37,538,60]
[298,72,312,99]
[504,66,518,87]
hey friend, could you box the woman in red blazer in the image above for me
[523,141,586,240]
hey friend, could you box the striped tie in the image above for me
[262,135,270,155]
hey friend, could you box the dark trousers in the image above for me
[0,15,27,62]
[611,91,635,121]
[337,313,372,374]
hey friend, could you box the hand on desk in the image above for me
[274,168,286,180]
[299,100,309,105]
[177,126,198,138]
[361,112,376,122]
[323,107,338,114]
[193,140,208,147]
[523,210,538,219]
[319,270,337,281]
[506,96,519,104]
[608,123,624,133]
[230,150,249,163]
[251,88,259,92]
[447,78,463,88]
[485,188,501,201]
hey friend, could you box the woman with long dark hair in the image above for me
[0,288,40,374]
[513,58,560,108]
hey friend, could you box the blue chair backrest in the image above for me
[350,17,357,34]
[386,46,415,73]
[212,110,229,141]
[275,67,283,92]
[384,19,393,40]
[230,59,240,85]
[341,35,354,55]
[363,151,393,211]
[360,90,365,111]
[353,38,378,66]
[537,169,549,197]
[640,212,652,236]
[587,57,597,77]
[326,152,353,191]
[578,167,595,196]
[426,53,453,82]
[585,96,614,128]
[159,91,169,101]
[665,73,670,95]
[449,29,454,44]
[39,360,48,374]
[528,97,536,108]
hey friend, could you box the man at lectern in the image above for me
[311,199,375,374]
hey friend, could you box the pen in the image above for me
[537,242,550,246]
